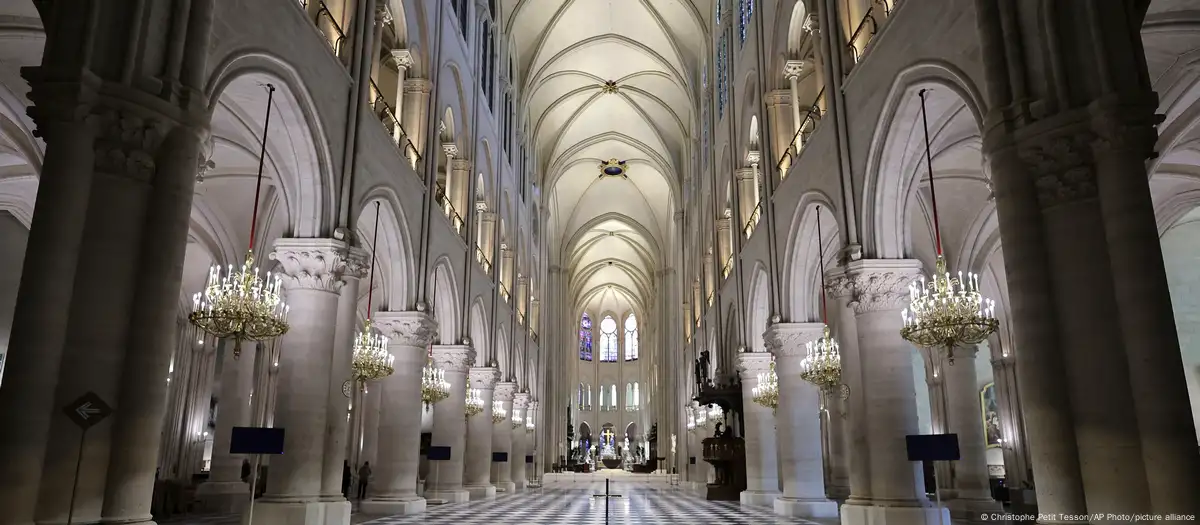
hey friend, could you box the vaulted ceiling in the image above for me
[506,0,706,316]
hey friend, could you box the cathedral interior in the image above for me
[0,0,1198,524]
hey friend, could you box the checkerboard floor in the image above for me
[360,480,836,524]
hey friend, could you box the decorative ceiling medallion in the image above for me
[600,80,619,94]
[599,158,628,178]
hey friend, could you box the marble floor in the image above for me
[161,477,839,524]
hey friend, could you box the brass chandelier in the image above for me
[800,207,843,391]
[751,361,779,411]
[465,388,484,417]
[421,355,450,409]
[189,84,289,358]
[352,202,394,382]
[511,413,524,430]
[491,400,507,424]
[899,90,999,361]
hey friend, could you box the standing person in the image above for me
[341,460,351,498]
[357,461,372,500]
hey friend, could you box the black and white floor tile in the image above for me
[360,480,832,525]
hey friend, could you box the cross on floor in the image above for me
[591,478,623,523]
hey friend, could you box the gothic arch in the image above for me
[430,256,461,344]
[469,297,490,366]
[782,191,840,322]
[204,52,337,238]
[356,186,417,310]
[745,262,771,353]
[861,60,986,260]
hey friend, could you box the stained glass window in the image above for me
[715,0,721,23]
[739,0,753,45]
[579,313,593,361]
[624,314,639,361]
[600,315,618,362]
[717,35,729,119]
[610,384,618,409]
[626,383,634,410]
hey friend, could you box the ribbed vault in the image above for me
[507,0,703,318]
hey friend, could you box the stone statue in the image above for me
[699,350,711,384]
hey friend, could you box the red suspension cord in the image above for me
[367,201,381,321]
[247,84,276,253]
[816,206,828,324]
[918,88,943,256]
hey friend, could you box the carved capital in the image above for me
[494,381,517,401]
[391,49,415,70]
[1089,106,1160,160]
[842,259,923,315]
[90,107,172,182]
[469,367,501,389]
[374,311,438,348]
[783,60,808,80]
[375,4,392,24]
[764,322,826,358]
[513,392,531,409]
[1016,131,1096,209]
[431,344,476,372]
[450,158,472,172]
[735,167,756,180]
[765,89,792,107]
[342,246,371,280]
[736,351,774,375]
[803,14,819,34]
[442,143,460,158]
[270,238,355,293]
[404,78,432,94]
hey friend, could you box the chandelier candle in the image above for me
[898,89,999,361]
[353,202,395,383]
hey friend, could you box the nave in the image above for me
[165,478,838,525]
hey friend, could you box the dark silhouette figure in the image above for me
[241,459,251,482]
[357,462,372,500]
[341,460,352,498]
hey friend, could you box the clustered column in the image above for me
[764,323,838,519]
[525,401,539,483]
[424,344,475,503]
[361,311,438,516]
[510,392,530,490]
[491,382,517,493]
[736,351,781,507]
[464,367,500,500]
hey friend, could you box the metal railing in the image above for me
[517,311,526,326]
[721,253,734,279]
[500,283,511,303]
[475,246,492,275]
[777,89,825,179]
[433,181,466,236]
[706,291,714,307]
[847,7,879,64]
[314,2,348,61]
[369,80,422,171]
[742,203,763,239]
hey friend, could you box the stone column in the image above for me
[424,344,475,503]
[196,342,257,512]
[368,5,390,82]
[390,50,413,141]
[735,168,757,230]
[764,90,793,176]
[764,323,838,518]
[716,216,733,275]
[826,389,851,499]
[448,158,472,234]
[736,352,781,508]
[1092,110,1200,515]
[492,382,516,492]
[941,346,1001,519]
[360,311,437,515]
[401,78,431,164]
[510,392,529,490]
[464,367,500,500]
[516,277,529,320]
[836,260,947,525]
[253,239,353,525]
[783,60,805,141]
[526,401,539,482]
[500,247,515,299]
[478,211,497,270]
[321,247,368,504]
[922,350,953,499]
[359,384,383,467]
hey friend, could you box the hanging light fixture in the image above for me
[800,207,843,391]
[900,89,999,362]
[706,403,723,428]
[352,202,394,382]
[511,412,524,430]
[491,399,507,424]
[421,352,450,410]
[525,418,535,433]
[189,84,289,358]
[751,361,779,411]
[464,388,484,418]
